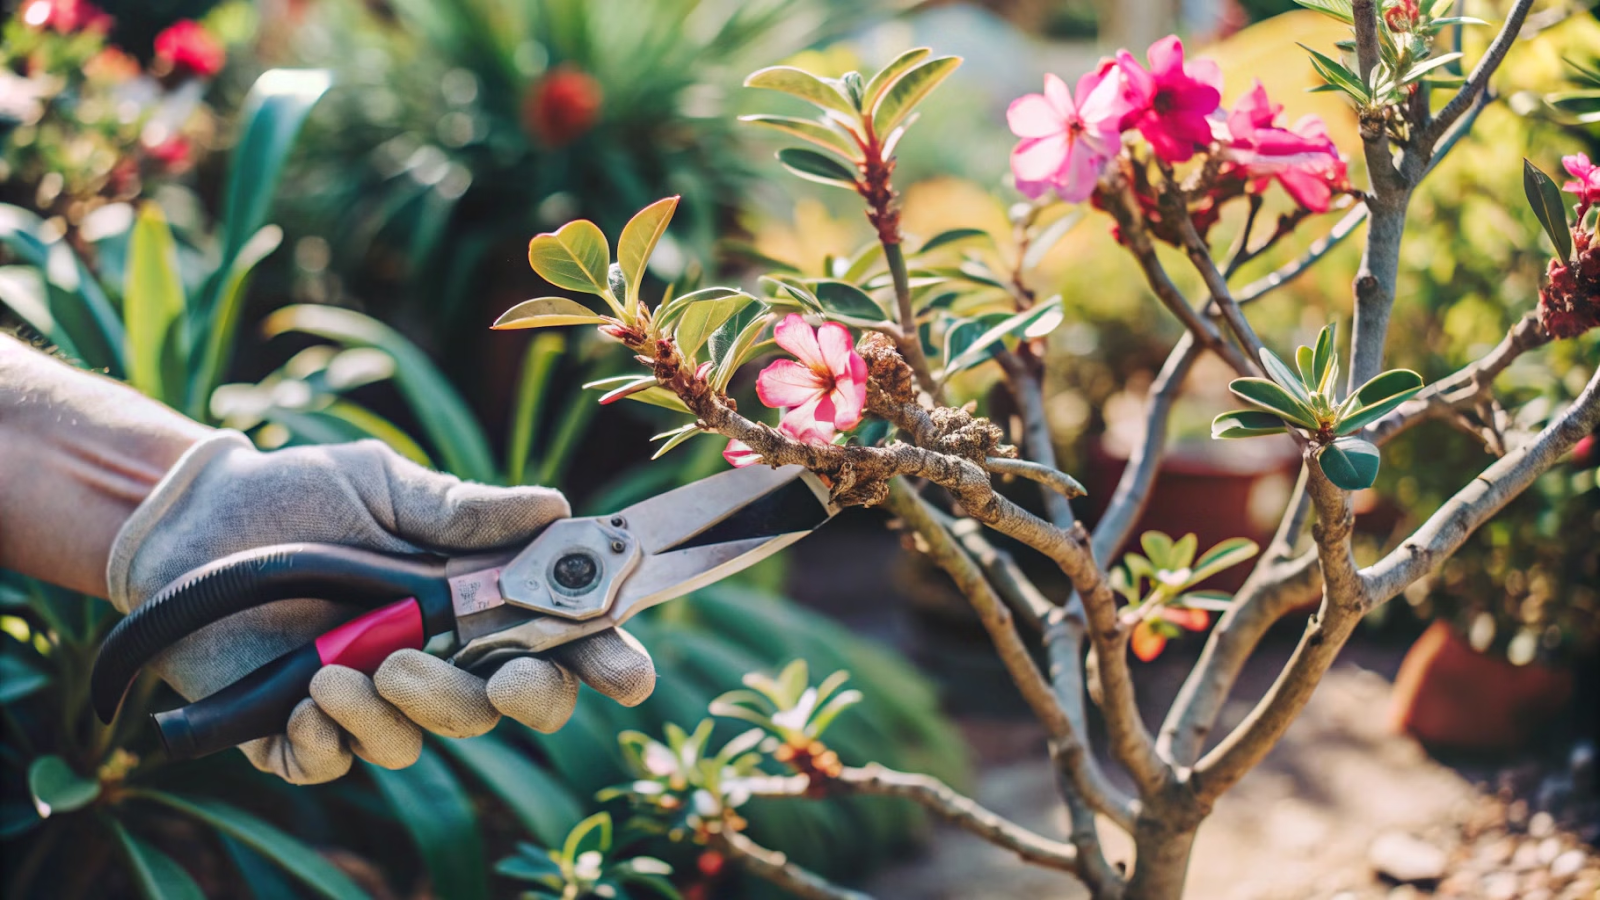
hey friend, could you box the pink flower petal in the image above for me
[1162,607,1211,632]
[1276,168,1333,213]
[756,359,825,409]
[1007,93,1064,139]
[1077,66,1136,130]
[815,322,857,376]
[1562,153,1594,181]
[1054,139,1109,203]
[1131,621,1167,661]
[1146,35,1185,80]
[773,314,826,370]
[723,439,762,467]
[1011,133,1071,183]
[1043,72,1075,117]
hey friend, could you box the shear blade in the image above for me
[615,464,835,554]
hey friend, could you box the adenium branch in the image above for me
[709,831,872,900]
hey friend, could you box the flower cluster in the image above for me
[4,3,227,224]
[1537,154,1600,340]
[724,314,868,467]
[1007,35,1349,219]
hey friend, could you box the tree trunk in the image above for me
[1124,817,1197,900]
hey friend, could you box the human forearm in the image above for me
[0,334,210,597]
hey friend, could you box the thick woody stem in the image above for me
[886,481,1136,831]
[711,831,873,900]
[983,456,1086,503]
[835,765,1082,873]
[1100,180,1253,376]
[1157,173,1267,367]
[997,348,1074,528]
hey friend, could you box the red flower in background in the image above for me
[1384,0,1421,32]
[1562,153,1600,217]
[525,64,604,147]
[147,136,193,172]
[154,20,225,79]
[1220,81,1350,213]
[1131,606,1210,662]
[21,0,111,33]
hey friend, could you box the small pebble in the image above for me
[1482,871,1521,900]
[1538,836,1563,865]
[1530,811,1556,838]
[1508,799,1530,829]
[1370,831,1448,884]
[1548,849,1584,881]
[1514,841,1544,871]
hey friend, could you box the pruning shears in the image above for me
[91,464,838,761]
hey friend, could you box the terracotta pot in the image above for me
[1085,436,1299,590]
[1388,620,1575,753]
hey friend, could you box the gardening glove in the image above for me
[107,430,656,784]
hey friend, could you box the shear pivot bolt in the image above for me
[552,552,600,593]
[610,540,626,553]
[610,516,626,527]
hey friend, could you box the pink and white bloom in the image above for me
[1131,606,1210,662]
[1115,36,1223,164]
[724,315,867,467]
[1007,70,1132,202]
[1219,81,1349,213]
[1562,153,1600,209]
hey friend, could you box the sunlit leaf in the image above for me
[744,66,855,116]
[618,196,679,315]
[124,203,186,400]
[1258,346,1311,403]
[812,279,885,323]
[872,56,961,137]
[1228,377,1318,428]
[1292,0,1354,23]
[739,115,860,158]
[492,297,608,329]
[1189,538,1260,584]
[527,220,614,304]
[863,48,932,114]
[916,228,990,255]
[29,756,99,817]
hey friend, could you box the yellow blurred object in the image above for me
[1203,10,1362,153]
[750,198,866,276]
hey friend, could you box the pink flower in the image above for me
[724,315,867,467]
[1115,35,1223,163]
[1562,153,1600,210]
[21,0,111,33]
[1384,0,1421,32]
[154,20,225,79]
[1220,81,1350,213]
[1007,70,1132,202]
[1131,606,1210,662]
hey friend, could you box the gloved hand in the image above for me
[107,431,656,784]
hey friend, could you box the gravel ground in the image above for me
[863,664,1598,900]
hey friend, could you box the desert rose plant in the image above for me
[492,0,1599,896]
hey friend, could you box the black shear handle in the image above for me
[91,543,454,733]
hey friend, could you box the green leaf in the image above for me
[437,732,584,848]
[1258,346,1311,404]
[218,69,331,266]
[563,812,613,865]
[1336,368,1424,434]
[1292,0,1354,23]
[872,56,961,137]
[739,115,860,158]
[492,297,608,329]
[942,317,984,365]
[527,220,615,306]
[1523,159,1572,265]
[942,298,1063,375]
[916,228,990,255]
[1318,436,1382,490]
[128,791,364,900]
[1140,531,1175,570]
[1176,591,1236,611]
[656,286,747,330]
[863,48,932,114]
[124,203,186,400]
[1314,323,1339,394]
[496,844,564,886]
[744,66,855,116]
[675,292,753,363]
[1295,345,1317,389]
[709,302,770,391]
[776,148,859,190]
[1401,53,1464,84]
[1189,538,1260,584]
[263,305,496,482]
[618,196,679,315]
[650,424,708,459]
[1299,44,1369,102]
[29,756,99,817]
[506,332,565,485]
[370,744,488,900]
[1211,409,1289,439]
[808,688,865,737]
[813,280,885,322]
[1426,16,1489,29]
[190,224,283,417]
[1227,377,1318,428]
[105,817,205,900]
[0,652,49,702]
[1170,533,1198,571]
[775,658,810,708]
[0,266,80,362]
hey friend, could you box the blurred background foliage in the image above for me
[3,0,1598,896]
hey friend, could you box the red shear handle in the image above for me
[154,599,427,761]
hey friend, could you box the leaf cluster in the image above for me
[1211,323,1425,490]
